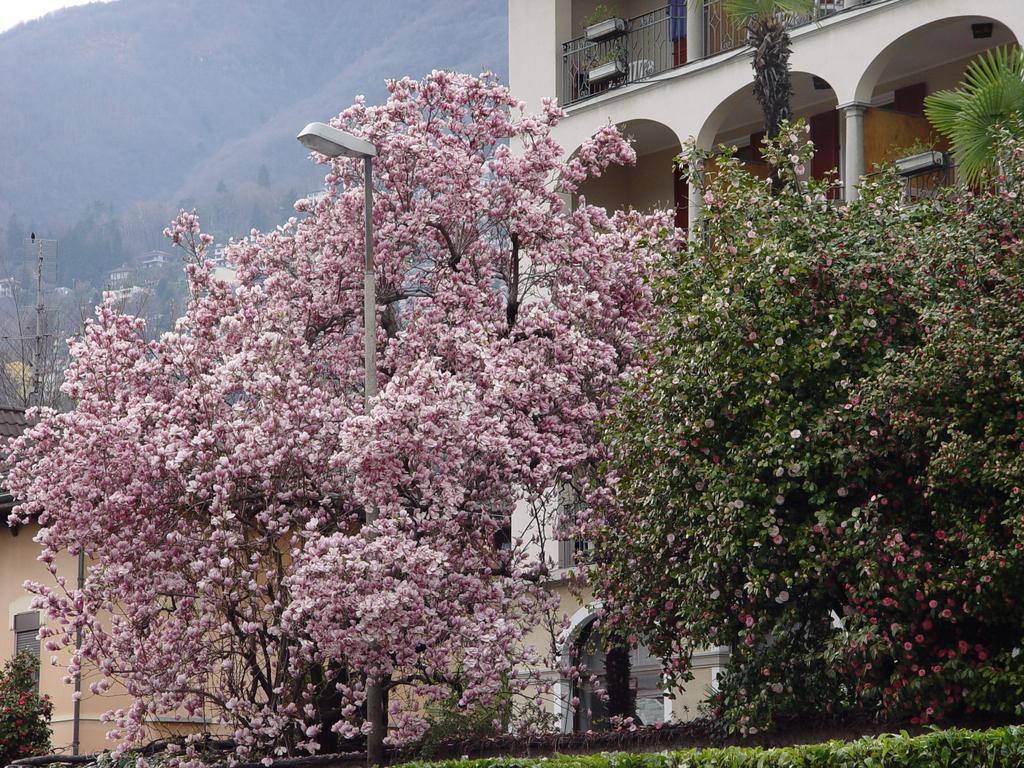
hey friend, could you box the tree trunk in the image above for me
[605,645,635,721]
[749,17,794,140]
[748,16,795,192]
[366,682,387,766]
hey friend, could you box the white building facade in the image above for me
[509,0,1024,732]
[511,0,1023,224]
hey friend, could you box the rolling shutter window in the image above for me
[14,611,40,654]
[14,611,41,686]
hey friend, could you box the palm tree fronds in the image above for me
[924,45,1024,185]
[923,90,969,137]
[723,0,815,24]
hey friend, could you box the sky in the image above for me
[0,0,114,34]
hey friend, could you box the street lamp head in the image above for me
[296,122,377,159]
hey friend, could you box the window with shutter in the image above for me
[13,611,41,687]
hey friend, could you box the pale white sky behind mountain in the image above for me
[0,0,114,34]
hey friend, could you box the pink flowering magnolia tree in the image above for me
[7,71,675,759]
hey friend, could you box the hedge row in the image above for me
[395,727,1024,768]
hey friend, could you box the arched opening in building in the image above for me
[854,15,1019,185]
[698,72,840,191]
[569,616,666,732]
[573,119,686,228]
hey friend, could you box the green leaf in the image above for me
[723,0,816,23]
[924,46,1024,185]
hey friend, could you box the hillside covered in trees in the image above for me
[0,0,508,287]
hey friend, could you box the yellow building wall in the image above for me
[1,522,209,755]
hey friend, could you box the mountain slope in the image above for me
[0,0,508,270]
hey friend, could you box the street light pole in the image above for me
[297,121,378,417]
[362,154,377,418]
[297,122,383,766]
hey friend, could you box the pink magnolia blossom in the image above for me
[7,71,676,757]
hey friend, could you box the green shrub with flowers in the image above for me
[0,651,52,766]
[591,119,1024,732]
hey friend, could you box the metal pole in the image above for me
[360,154,385,768]
[71,550,84,755]
[363,155,377,417]
[33,236,44,406]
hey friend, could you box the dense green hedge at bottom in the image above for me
[395,727,1024,768]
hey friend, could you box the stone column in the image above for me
[687,157,704,242]
[686,0,704,64]
[839,102,867,202]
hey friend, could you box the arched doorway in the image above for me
[698,71,840,188]
[573,119,685,227]
[566,613,667,732]
[853,15,1020,184]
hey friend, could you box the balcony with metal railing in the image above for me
[890,150,958,202]
[562,5,687,107]
[702,0,848,58]
[561,0,853,107]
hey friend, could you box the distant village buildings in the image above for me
[139,249,172,270]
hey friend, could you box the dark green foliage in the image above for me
[394,727,1024,768]
[594,122,1024,732]
[59,201,132,284]
[0,652,52,766]
[925,46,1024,185]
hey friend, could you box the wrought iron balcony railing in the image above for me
[894,152,958,202]
[561,1,853,106]
[703,0,847,58]
[562,5,687,107]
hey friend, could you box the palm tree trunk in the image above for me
[748,17,795,141]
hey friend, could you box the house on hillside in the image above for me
[509,0,1024,731]
[108,265,135,290]
[138,250,173,271]
[0,277,17,299]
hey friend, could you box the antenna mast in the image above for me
[33,233,43,403]
[22,233,57,407]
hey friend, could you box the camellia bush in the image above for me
[0,652,52,766]
[6,71,676,760]
[592,121,1024,732]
